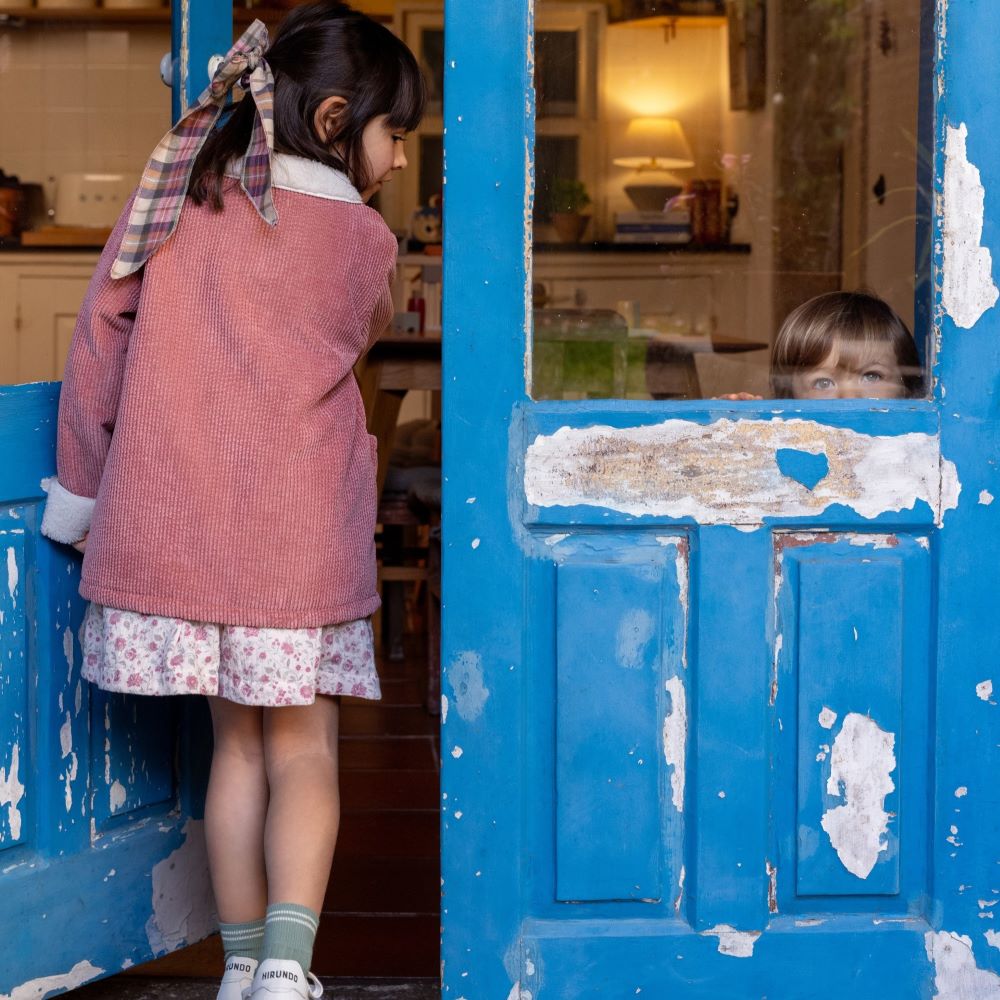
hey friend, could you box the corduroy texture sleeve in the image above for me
[54,201,143,502]
[355,219,399,351]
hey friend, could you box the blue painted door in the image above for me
[442,2,1000,997]
[0,7,230,995]
[0,385,213,995]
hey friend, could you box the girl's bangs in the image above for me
[384,50,426,132]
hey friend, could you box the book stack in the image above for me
[613,208,691,245]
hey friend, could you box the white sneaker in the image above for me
[248,958,324,1000]
[216,956,258,1000]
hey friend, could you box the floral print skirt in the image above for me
[81,603,381,707]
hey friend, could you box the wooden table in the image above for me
[356,334,442,501]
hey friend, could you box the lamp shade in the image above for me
[613,117,695,170]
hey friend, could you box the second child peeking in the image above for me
[722,290,923,401]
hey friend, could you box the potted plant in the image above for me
[549,178,592,243]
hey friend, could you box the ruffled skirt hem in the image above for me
[80,603,381,707]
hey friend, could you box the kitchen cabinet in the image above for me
[532,247,752,339]
[0,253,97,385]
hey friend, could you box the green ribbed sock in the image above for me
[219,917,265,963]
[262,903,320,972]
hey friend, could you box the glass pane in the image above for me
[530,0,931,402]
[536,137,581,224]
[536,31,579,117]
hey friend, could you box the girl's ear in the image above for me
[314,95,349,144]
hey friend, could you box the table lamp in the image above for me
[613,117,695,211]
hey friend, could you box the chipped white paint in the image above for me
[617,609,655,670]
[795,918,825,927]
[63,752,78,813]
[943,123,1000,329]
[441,694,449,724]
[59,712,72,758]
[986,930,1000,951]
[674,547,689,669]
[925,930,1000,999]
[816,744,830,763]
[769,633,783,706]
[543,533,569,546]
[674,864,685,913]
[818,707,838,730]
[524,419,960,525]
[662,676,687,813]
[0,960,104,1000]
[6,546,17,606]
[447,652,490,722]
[109,780,127,813]
[956,786,968,798]
[766,860,778,913]
[977,680,994,702]
[820,713,896,879]
[981,490,995,506]
[471,538,481,549]
[847,534,897,549]
[146,820,217,954]
[701,924,760,958]
[451,746,464,759]
[506,984,533,1000]
[62,627,74,683]
[0,743,25,840]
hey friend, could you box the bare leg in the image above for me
[205,697,268,922]
[262,697,341,912]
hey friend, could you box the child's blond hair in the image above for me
[771,291,923,398]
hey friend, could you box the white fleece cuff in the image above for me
[40,477,95,545]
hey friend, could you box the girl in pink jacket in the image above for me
[40,5,424,998]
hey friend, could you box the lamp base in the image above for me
[623,181,684,213]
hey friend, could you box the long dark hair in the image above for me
[189,1,425,207]
[770,291,924,398]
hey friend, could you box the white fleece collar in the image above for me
[225,153,363,204]
[271,154,363,203]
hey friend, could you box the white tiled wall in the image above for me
[0,24,172,207]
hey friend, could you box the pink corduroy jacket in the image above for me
[41,155,396,628]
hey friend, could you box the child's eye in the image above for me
[812,377,835,390]
[392,134,406,143]
[861,370,884,382]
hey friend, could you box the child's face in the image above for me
[790,339,907,400]
[360,114,409,201]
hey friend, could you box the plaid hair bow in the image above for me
[111,20,276,279]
